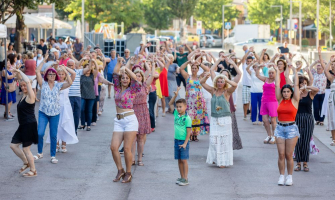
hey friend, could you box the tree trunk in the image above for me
[15,8,25,53]
[179,18,187,44]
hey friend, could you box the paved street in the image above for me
[1,49,335,200]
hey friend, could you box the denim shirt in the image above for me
[39,81,64,116]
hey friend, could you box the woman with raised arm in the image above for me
[246,61,264,125]
[273,63,300,186]
[110,57,141,183]
[34,60,74,164]
[321,56,335,127]
[321,55,335,146]
[131,62,155,166]
[293,67,319,172]
[9,69,38,177]
[180,57,210,141]
[200,71,237,168]
[256,64,278,144]
[219,58,243,150]
[157,55,169,116]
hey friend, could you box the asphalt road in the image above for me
[0,49,335,200]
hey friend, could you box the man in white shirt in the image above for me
[57,38,68,51]
[134,41,149,56]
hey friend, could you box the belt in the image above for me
[116,112,134,120]
[277,122,295,127]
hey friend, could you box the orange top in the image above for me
[277,99,297,122]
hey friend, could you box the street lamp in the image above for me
[330,0,332,49]
[292,1,302,53]
[317,0,319,49]
[222,4,233,49]
[271,5,283,44]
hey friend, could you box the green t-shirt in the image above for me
[173,109,192,140]
[176,52,189,72]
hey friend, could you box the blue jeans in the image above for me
[251,92,263,122]
[69,96,81,134]
[38,111,60,157]
[148,91,157,128]
[107,73,113,83]
[92,96,99,123]
[81,98,95,126]
[313,93,325,122]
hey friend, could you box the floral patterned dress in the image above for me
[133,84,152,135]
[186,77,210,136]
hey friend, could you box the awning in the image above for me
[303,24,316,30]
[5,14,72,29]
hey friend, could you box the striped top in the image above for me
[68,69,83,97]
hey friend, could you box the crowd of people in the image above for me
[1,37,334,186]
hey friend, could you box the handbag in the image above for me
[4,80,17,92]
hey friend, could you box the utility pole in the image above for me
[222,5,232,48]
[330,0,332,49]
[82,0,85,42]
[289,1,293,44]
[316,0,319,49]
[271,5,283,44]
[52,3,55,37]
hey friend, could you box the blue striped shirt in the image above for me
[68,69,83,97]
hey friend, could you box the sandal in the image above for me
[190,135,193,142]
[315,121,320,125]
[78,125,86,130]
[294,163,301,171]
[51,157,58,164]
[33,153,43,160]
[56,145,60,153]
[193,136,199,142]
[138,161,144,166]
[303,163,309,172]
[132,161,135,165]
[87,127,91,131]
[23,170,37,177]
[61,145,67,153]
[113,168,125,182]
[121,172,132,183]
[319,122,324,126]
[19,163,29,173]
[331,140,335,146]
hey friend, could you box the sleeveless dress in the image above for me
[11,97,38,147]
[327,79,335,130]
[1,70,16,105]
[159,68,169,97]
[206,94,233,167]
[46,87,78,144]
[133,85,152,135]
[230,96,242,150]
[186,77,209,136]
[155,68,163,99]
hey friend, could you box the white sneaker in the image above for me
[285,175,293,186]
[269,137,276,144]
[51,157,58,164]
[278,175,285,186]
[264,136,271,144]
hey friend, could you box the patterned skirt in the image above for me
[294,113,314,162]
[133,103,152,135]
[206,116,233,167]
[232,112,243,150]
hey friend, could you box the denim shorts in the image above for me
[107,73,113,83]
[274,124,300,139]
[174,139,189,160]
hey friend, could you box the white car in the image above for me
[200,35,222,48]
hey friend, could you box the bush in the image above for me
[302,39,309,46]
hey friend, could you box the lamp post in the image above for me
[271,5,283,44]
[330,0,332,49]
[52,3,55,37]
[82,0,85,42]
[289,1,293,44]
[222,4,233,48]
[292,1,302,53]
[316,0,319,49]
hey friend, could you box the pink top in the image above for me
[93,72,101,96]
[59,58,70,66]
[149,72,158,92]
[25,59,36,75]
[262,81,277,102]
[134,84,149,105]
[113,73,141,109]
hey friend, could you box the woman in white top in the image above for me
[246,61,264,125]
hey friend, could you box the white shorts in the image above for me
[27,75,37,89]
[113,112,139,132]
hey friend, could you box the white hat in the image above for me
[50,48,58,53]
[140,41,144,45]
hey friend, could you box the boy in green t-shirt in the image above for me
[168,87,192,186]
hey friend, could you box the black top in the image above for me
[326,70,335,89]
[80,74,96,99]
[37,44,48,55]
[297,92,313,114]
[17,97,37,125]
[216,60,228,73]
[278,47,289,59]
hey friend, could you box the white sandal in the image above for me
[61,145,67,153]
[56,145,60,153]
[330,140,335,146]
[51,157,58,164]
[33,153,43,160]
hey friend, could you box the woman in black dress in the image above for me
[10,69,38,177]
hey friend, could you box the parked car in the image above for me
[234,38,271,46]
[55,35,76,42]
[200,34,222,48]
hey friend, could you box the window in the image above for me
[212,35,221,39]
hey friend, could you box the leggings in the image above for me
[251,92,262,122]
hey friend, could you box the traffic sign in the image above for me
[196,21,202,30]
[225,22,231,29]
[196,29,202,35]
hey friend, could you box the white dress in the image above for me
[47,88,78,144]
[327,80,335,130]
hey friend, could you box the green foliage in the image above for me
[142,0,173,30]
[247,0,293,30]
[194,0,240,32]
[302,38,309,46]
[65,0,144,30]
[167,0,198,20]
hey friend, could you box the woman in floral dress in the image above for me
[180,59,210,141]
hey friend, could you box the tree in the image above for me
[194,0,240,34]
[142,0,173,30]
[65,0,144,32]
[167,0,199,42]
[0,0,15,24]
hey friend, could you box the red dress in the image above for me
[159,68,169,97]
[133,85,152,135]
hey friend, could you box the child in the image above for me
[168,87,192,186]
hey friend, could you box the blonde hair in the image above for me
[56,67,67,80]
[27,52,34,59]
[134,68,145,83]
[213,74,229,90]
[268,67,275,73]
